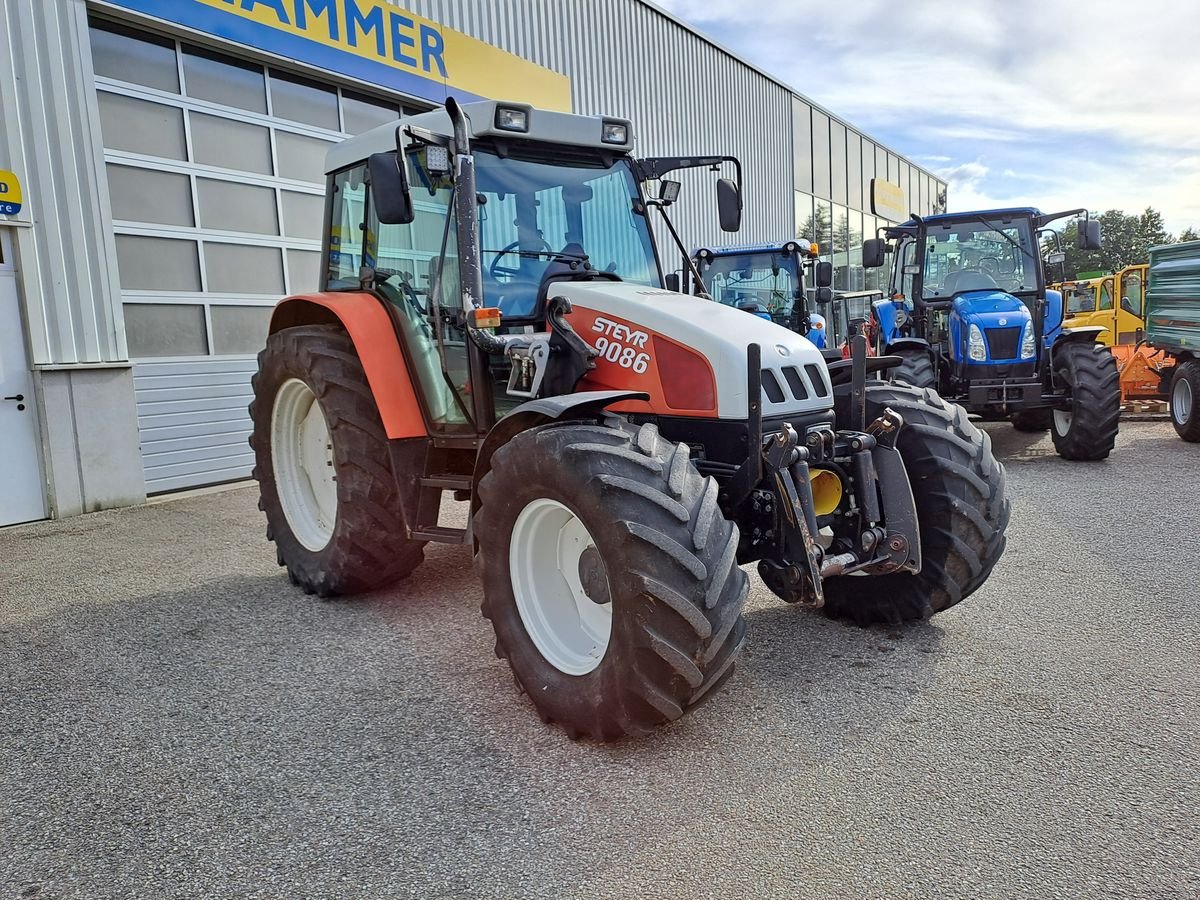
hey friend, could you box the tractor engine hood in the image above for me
[949,289,1033,364]
[551,281,833,420]
[950,289,1032,327]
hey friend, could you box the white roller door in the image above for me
[88,16,427,493]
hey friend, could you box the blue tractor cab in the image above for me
[683,241,834,349]
[862,207,1122,460]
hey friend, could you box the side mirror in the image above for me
[716,178,741,232]
[815,287,833,305]
[1046,251,1066,265]
[367,151,413,225]
[1077,219,1102,250]
[664,272,681,293]
[814,261,833,288]
[659,180,681,204]
[862,238,886,268]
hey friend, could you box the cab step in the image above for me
[410,525,468,544]
[420,474,473,491]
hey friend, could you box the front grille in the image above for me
[985,326,1022,360]
[761,364,830,408]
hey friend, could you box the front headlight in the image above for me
[968,324,987,361]
[1020,324,1037,359]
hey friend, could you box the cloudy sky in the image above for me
[655,0,1200,232]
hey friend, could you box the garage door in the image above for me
[89,17,427,493]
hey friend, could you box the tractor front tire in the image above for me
[1010,408,1052,432]
[890,348,937,389]
[475,420,748,741]
[1049,342,1121,460]
[250,324,425,596]
[1169,360,1200,442]
[823,384,1010,625]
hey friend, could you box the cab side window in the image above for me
[326,166,366,289]
[1098,278,1114,310]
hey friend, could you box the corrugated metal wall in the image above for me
[405,0,796,255]
[0,0,127,365]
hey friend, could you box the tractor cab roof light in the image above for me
[601,120,629,145]
[495,107,529,132]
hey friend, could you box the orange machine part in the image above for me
[270,293,426,439]
[566,305,720,418]
[1113,344,1169,401]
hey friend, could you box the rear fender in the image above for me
[271,293,425,439]
[469,390,649,531]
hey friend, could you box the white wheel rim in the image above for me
[509,498,612,676]
[1174,377,1193,424]
[271,378,337,551]
[1053,408,1072,436]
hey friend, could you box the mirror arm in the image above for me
[634,155,743,209]
[1035,208,1088,229]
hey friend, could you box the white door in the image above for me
[0,229,47,525]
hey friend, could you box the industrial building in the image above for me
[0,0,946,525]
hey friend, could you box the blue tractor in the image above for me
[677,241,833,346]
[862,208,1122,460]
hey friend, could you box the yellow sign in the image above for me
[0,169,22,216]
[108,1,571,112]
[871,178,907,222]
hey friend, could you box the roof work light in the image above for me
[601,120,629,145]
[494,106,529,132]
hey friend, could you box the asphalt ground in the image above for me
[1,420,1197,899]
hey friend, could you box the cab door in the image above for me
[1114,267,1146,344]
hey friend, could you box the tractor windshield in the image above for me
[473,148,660,318]
[699,252,801,317]
[919,218,1038,299]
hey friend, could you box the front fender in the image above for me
[469,390,650,527]
[885,336,932,356]
[1054,325,1109,344]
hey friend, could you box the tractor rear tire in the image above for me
[822,384,1010,625]
[890,348,937,389]
[1049,342,1121,460]
[1169,360,1200,442]
[475,419,748,741]
[250,324,425,597]
[1010,408,1052,432]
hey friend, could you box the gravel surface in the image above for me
[1,420,1197,899]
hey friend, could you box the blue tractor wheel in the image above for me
[1049,343,1121,460]
[889,348,936,390]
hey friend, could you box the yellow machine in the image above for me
[1060,264,1148,346]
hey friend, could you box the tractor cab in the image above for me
[682,242,833,344]
[863,206,1122,460]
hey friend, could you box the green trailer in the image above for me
[1146,240,1200,440]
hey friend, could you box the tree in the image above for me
[1043,207,1175,279]
[1179,226,1200,242]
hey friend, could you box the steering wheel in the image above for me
[979,257,1001,277]
[490,238,553,279]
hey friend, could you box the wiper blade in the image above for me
[972,215,1037,265]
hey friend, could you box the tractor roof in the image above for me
[693,240,812,257]
[325,101,633,174]
[902,207,1043,227]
